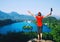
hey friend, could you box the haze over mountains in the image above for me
[0,11,60,21]
[0,11,35,20]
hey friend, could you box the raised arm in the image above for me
[43,8,53,18]
[27,11,36,18]
[43,13,51,18]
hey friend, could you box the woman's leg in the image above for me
[37,27,40,42]
[38,34,39,40]
[37,26,42,42]
[37,34,41,42]
[40,33,42,40]
[37,27,40,40]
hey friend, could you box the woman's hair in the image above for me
[38,12,41,16]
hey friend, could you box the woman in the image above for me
[27,11,51,41]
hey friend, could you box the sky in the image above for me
[0,0,60,18]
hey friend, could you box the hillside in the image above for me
[0,11,35,20]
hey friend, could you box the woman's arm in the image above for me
[43,8,53,18]
[43,13,51,18]
[27,11,36,18]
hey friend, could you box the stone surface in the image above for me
[27,38,53,42]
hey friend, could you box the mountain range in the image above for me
[0,11,60,21]
[0,11,35,20]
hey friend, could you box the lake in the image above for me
[0,21,50,34]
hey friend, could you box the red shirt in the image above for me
[36,16,43,27]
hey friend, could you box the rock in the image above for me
[27,38,53,42]
[45,40,53,42]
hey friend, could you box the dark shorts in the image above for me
[37,26,42,34]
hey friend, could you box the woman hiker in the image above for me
[27,11,52,41]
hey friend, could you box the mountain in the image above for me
[18,15,35,20]
[43,16,57,23]
[0,11,10,20]
[8,12,21,20]
[1,11,59,21]
[54,16,60,20]
[0,11,35,21]
[9,12,35,20]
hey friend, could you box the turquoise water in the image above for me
[0,22,50,34]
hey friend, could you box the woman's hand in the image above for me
[27,11,31,14]
[27,11,36,18]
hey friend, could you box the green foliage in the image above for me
[23,25,33,30]
[43,33,53,40]
[0,19,14,26]
[0,16,60,42]
[50,23,60,42]
[0,32,37,42]
[33,16,60,42]
[43,17,60,42]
